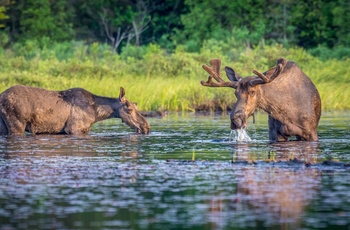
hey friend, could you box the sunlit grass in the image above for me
[317,82,350,110]
[0,43,349,111]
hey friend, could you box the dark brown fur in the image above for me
[0,85,150,135]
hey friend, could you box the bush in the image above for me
[0,41,349,111]
[308,45,350,61]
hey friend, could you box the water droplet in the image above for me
[230,128,251,142]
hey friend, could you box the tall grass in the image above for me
[0,41,349,111]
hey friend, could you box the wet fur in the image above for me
[0,85,150,135]
[230,60,321,142]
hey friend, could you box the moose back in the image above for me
[0,85,150,135]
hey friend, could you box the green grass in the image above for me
[0,42,349,111]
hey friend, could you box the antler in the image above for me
[201,59,236,88]
[250,58,287,86]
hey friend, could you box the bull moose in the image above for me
[201,58,321,142]
[0,85,150,135]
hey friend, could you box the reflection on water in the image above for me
[235,168,320,228]
[0,111,349,229]
[231,141,321,164]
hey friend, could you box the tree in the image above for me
[0,0,13,28]
[330,0,350,46]
[0,0,349,52]
[291,0,337,48]
[148,0,185,49]
[99,5,135,51]
[130,0,152,46]
[77,0,136,52]
[176,0,266,51]
[19,0,74,42]
[0,6,8,28]
[20,0,54,39]
[264,0,295,45]
[77,0,167,51]
[51,0,75,41]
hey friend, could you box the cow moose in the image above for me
[0,85,150,135]
[201,58,321,142]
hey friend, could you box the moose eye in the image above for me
[125,101,133,108]
[124,106,133,114]
[249,91,256,97]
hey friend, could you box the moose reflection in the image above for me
[233,167,320,228]
[201,58,321,142]
[204,142,321,229]
[231,141,320,163]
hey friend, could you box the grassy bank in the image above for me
[0,42,349,111]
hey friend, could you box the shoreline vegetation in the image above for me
[0,42,349,112]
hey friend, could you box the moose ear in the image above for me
[119,87,125,101]
[225,66,242,82]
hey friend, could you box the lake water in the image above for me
[0,111,349,229]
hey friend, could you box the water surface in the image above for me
[0,111,349,229]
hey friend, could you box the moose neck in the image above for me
[94,96,121,122]
[257,83,294,124]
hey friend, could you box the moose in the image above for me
[201,58,321,142]
[0,85,150,135]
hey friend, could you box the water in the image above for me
[0,111,349,229]
[230,128,252,142]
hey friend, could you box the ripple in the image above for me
[0,112,349,229]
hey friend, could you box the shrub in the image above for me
[0,41,349,111]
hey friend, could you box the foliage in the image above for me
[0,0,349,57]
[308,46,350,61]
[0,41,349,112]
[0,6,8,28]
[0,0,12,28]
[19,0,74,42]
[291,1,335,47]
[178,0,266,51]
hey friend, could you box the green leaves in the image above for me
[0,0,349,57]
[20,0,74,42]
[0,6,8,28]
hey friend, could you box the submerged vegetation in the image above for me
[0,41,349,111]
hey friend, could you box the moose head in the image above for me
[201,58,321,141]
[117,87,150,134]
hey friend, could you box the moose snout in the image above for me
[141,124,150,134]
[230,110,246,130]
[231,118,242,130]
[138,119,151,134]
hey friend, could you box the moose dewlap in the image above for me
[201,58,321,142]
[0,85,150,135]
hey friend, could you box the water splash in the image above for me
[230,128,252,142]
